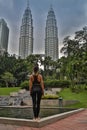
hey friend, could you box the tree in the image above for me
[75,26,87,52]
[1,72,15,87]
[60,36,79,57]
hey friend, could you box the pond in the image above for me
[0,107,75,119]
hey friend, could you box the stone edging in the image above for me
[0,108,85,128]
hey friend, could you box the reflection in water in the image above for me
[0,107,75,119]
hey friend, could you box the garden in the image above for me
[0,26,87,108]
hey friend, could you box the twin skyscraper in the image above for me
[0,0,59,61]
[19,0,59,61]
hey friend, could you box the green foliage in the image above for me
[0,80,6,87]
[1,72,15,80]
[42,94,58,99]
[70,84,87,93]
[1,72,15,87]
[1,27,87,89]
[20,80,70,90]
[44,80,71,88]
[20,80,29,90]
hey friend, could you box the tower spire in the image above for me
[27,0,29,8]
[50,4,53,11]
[50,4,52,9]
[45,5,58,60]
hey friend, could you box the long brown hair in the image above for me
[33,66,39,74]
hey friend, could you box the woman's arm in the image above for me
[29,75,33,95]
[40,75,44,95]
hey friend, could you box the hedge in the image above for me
[44,80,70,88]
[20,80,70,90]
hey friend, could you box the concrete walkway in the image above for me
[0,109,87,130]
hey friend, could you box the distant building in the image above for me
[45,6,59,61]
[0,19,9,55]
[19,0,33,59]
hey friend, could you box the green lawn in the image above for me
[59,88,87,108]
[0,87,21,95]
[0,87,87,108]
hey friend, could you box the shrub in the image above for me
[42,94,58,99]
[44,80,70,89]
[20,80,71,90]
[0,80,6,87]
[70,84,87,93]
[20,80,29,90]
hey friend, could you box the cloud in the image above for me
[1,0,87,56]
[84,2,87,18]
[0,0,14,10]
[58,0,87,42]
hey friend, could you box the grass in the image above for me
[59,88,87,108]
[0,87,21,95]
[0,87,87,108]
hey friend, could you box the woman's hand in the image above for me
[42,89,44,96]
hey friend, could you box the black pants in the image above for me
[31,91,42,118]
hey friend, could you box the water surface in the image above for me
[0,107,75,119]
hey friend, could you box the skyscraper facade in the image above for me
[45,6,59,61]
[19,0,33,59]
[0,19,9,55]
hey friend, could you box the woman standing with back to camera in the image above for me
[29,66,44,121]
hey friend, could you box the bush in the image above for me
[20,80,29,90]
[70,84,87,93]
[42,94,58,99]
[20,80,70,90]
[44,80,70,89]
[0,80,6,87]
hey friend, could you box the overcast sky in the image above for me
[0,0,87,57]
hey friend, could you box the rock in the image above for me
[10,92,18,97]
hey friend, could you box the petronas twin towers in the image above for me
[45,6,59,61]
[19,0,59,60]
[19,0,33,59]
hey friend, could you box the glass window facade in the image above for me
[19,2,33,59]
[0,19,9,54]
[45,6,59,60]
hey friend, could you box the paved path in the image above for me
[0,109,87,130]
